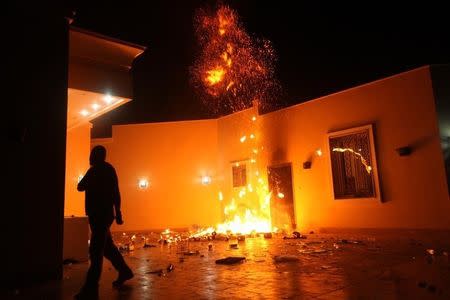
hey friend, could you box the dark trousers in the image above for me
[85,216,130,286]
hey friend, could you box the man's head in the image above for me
[90,145,107,166]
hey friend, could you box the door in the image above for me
[268,164,296,231]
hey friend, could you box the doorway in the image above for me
[268,163,296,230]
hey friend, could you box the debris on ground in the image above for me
[283,231,307,239]
[208,243,213,251]
[338,239,363,245]
[167,264,174,272]
[215,256,246,265]
[183,250,200,256]
[229,243,239,249]
[426,249,435,255]
[237,235,246,241]
[143,243,156,248]
[298,249,329,255]
[146,269,164,275]
[273,255,300,263]
[264,233,272,239]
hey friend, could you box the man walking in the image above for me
[75,145,133,299]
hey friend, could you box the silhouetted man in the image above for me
[75,145,133,299]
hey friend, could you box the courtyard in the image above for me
[4,230,450,299]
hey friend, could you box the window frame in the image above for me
[326,124,382,202]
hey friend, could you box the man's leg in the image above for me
[104,229,133,286]
[85,220,108,287]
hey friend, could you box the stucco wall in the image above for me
[260,66,450,230]
[105,120,221,231]
[64,123,91,216]
[93,66,450,231]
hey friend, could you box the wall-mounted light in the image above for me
[80,109,89,116]
[277,192,285,199]
[251,116,257,121]
[316,149,323,156]
[240,135,247,143]
[303,161,312,169]
[201,176,212,185]
[138,179,149,189]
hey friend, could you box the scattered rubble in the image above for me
[215,257,246,265]
[273,255,300,263]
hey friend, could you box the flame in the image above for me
[191,5,280,113]
[332,147,372,174]
[205,67,225,85]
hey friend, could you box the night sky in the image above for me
[71,2,450,138]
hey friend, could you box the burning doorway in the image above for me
[268,163,296,231]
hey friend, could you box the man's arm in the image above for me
[112,168,123,224]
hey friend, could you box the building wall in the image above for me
[95,66,450,232]
[104,120,221,231]
[260,66,450,230]
[64,123,91,216]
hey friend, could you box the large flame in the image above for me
[191,5,280,113]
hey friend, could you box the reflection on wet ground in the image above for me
[3,231,450,299]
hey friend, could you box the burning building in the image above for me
[87,65,450,234]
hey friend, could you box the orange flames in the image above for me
[191,5,280,113]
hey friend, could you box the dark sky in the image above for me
[71,2,450,138]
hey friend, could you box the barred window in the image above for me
[329,126,378,199]
[232,164,247,187]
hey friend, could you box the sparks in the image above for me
[332,147,373,174]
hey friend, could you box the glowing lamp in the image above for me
[277,192,285,199]
[240,135,247,143]
[80,110,89,116]
[103,94,113,104]
[316,149,323,156]
[91,103,100,111]
[138,179,149,189]
[201,176,212,185]
[250,134,255,139]
[251,116,257,121]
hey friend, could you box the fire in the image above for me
[191,5,280,113]
[205,67,225,85]
[189,5,282,236]
[332,147,372,174]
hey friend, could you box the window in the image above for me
[328,125,380,200]
[232,164,247,187]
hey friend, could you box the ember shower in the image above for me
[190,5,282,236]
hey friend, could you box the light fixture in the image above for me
[277,192,285,199]
[201,176,212,185]
[250,134,255,139]
[251,116,257,121]
[240,135,247,143]
[303,161,312,169]
[218,191,223,201]
[91,103,100,111]
[138,179,149,189]
[103,94,113,104]
[316,149,323,156]
[80,109,89,116]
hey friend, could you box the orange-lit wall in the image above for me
[103,120,221,232]
[94,66,450,231]
[259,66,450,230]
[65,123,91,216]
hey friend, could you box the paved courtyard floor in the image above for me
[3,230,450,299]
